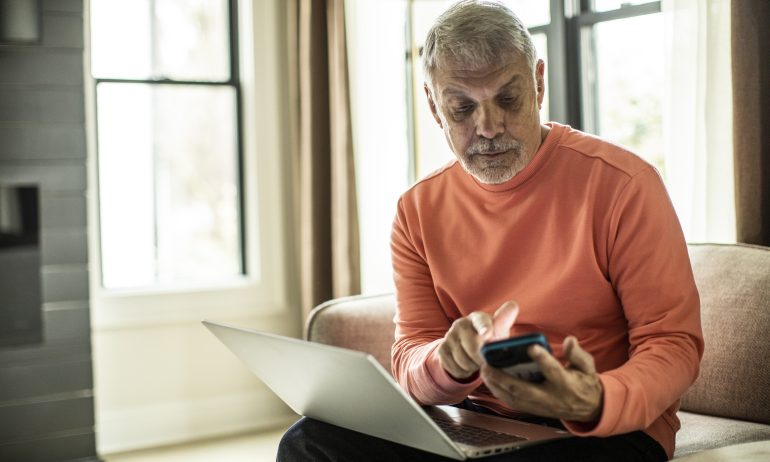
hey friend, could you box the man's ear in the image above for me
[535,59,546,109]
[424,84,443,128]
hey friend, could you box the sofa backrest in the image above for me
[681,243,770,424]
[305,293,397,373]
[305,244,770,424]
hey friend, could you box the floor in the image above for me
[102,425,291,462]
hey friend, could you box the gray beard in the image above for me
[461,138,527,184]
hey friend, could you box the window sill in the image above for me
[91,278,292,331]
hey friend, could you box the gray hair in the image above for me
[422,1,537,87]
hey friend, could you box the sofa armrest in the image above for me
[305,293,397,374]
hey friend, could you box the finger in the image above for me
[457,327,486,367]
[491,301,519,340]
[451,316,488,366]
[451,345,479,375]
[448,324,483,371]
[469,311,493,339]
[480,364,521,399]
[528,344,569,386]
[481,365,556,416]
[439,342,476,379]
[564,336,596,374]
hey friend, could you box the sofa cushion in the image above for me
[683,244,770,424]
[305,293,397,373]
[674,411,770,458]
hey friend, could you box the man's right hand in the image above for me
[437,301,520,380]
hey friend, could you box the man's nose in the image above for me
[475,103,505,139]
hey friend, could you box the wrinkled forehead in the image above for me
[429,56,534,97]
[427,50,533,87]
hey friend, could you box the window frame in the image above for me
[558,0,663,133]
[85,0,294,328]
[92,0,246,290]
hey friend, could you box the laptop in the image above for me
[203,320,572,460]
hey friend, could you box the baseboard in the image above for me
[96,389,297,455]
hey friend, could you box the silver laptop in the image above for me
[203,320,572,460]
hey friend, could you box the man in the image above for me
[278,1,703,460]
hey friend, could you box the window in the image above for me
[90,0,244,290]
[87,0,292,326]
[574,2,665,175]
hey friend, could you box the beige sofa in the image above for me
[305,243,770,459]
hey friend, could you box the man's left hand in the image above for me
[480,336,603,423]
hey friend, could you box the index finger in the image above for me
[528,344,569,386]
[468,311,493,339]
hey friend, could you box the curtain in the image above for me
[288,0,361,318]
[662,0,735,243]
[731,0,770,247]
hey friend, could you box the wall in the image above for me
[0,0,97,460]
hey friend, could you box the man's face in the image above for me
[425,53,546,184]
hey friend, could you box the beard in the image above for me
[458,137,528,184]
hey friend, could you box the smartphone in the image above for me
[481,332,552,383]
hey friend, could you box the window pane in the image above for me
[91,0,230,81]
[531,33,549,121]
[590,13,665,174]
[411,0,549,35]
[411,0,458,178]
[503,0,549,27]
[97,83,241,289]
[593,0,657,12]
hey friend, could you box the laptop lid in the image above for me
[203,320,570,460]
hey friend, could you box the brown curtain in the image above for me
[732,0,770,246]
[288,0,361,318]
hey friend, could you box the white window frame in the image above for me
[85,0,293,329]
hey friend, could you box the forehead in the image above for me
[431,56,532,99]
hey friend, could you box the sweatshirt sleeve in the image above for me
[563,167,704,436]
[390,198,483,405]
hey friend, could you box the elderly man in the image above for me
[278,1,703,460]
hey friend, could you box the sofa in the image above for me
[305,243,770,459]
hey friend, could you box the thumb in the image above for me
[491,301,519,340]
[564,336,596,374]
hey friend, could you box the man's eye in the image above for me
[499,96,518,106]
[453,104,474,114]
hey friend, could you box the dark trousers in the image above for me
[277,403,668,462]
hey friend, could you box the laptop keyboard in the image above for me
[432,415,527,447]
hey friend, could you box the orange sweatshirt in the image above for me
[390,123,704,459]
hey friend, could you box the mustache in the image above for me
[466,138,522,156]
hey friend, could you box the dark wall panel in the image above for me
[0,431,95,462]
[0,164,87,191]
[0,51,84,86]
[0,0,97,460]
[0,358,92,402]
[0,124,87,160]
[0,396,94,441]
[40,229,89,265]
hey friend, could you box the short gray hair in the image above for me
[422,1,537,87]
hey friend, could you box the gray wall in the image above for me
[0,0,96,460]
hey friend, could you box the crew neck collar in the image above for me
[468,122,565,193]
